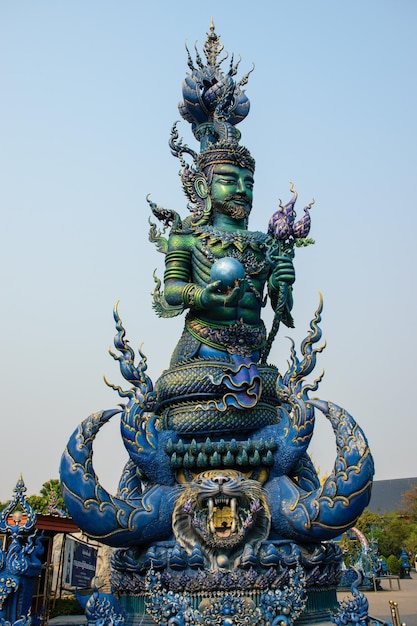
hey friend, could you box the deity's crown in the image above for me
[171,21,255,174]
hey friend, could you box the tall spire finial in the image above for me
[203,19,224,68]
[178,23,252,153]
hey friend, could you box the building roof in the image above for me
[368,477,417,514]
[36,513,79,533]
[2,513,79,534]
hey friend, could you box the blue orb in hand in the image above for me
[210,258,245,292]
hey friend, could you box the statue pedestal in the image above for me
[297,589,339,624]
[117,588,340,626]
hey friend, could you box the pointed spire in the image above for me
[203,19,224,67]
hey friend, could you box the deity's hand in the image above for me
[268,255,296,290]
[201,280,242,309]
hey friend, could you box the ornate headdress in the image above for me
[170,22,255,221]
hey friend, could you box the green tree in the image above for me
[355,509,383,536]
[376,512,410,556]
[26,479,68,515]
[386,554,401,575]
[0,500,10,513]
[403,527,417,557]
[354,507,416,560]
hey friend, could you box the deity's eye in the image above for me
[216,176,237,185]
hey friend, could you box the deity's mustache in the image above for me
[213,195,252,219]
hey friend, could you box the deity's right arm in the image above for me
[164,234,240,312]
[163,234,206,310]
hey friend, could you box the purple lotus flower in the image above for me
[268,183,313,243]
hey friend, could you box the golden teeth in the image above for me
[207,497,239,536]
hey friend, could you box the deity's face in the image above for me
[210,164,254,220]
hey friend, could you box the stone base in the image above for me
[297,589,339,624]
[119,588,339,626]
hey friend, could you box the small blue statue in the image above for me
[0,478,44,626]
[400,548,411,578]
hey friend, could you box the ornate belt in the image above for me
[186,316,266,357]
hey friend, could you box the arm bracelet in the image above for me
[164,249,192,282]
[164,266,191,282]
[181,284,205,309]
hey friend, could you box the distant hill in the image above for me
[368,477,417,514]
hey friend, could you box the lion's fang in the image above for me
[208,496,216,534]
[231,497,237,533]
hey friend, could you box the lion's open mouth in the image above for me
[176,472,269,555]
[207,496,238,538]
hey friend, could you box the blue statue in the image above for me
[399,548,411,578]
[332,571,370,626]
[76,581,125,626]
[60,22,374,626]
[0,478,44,626]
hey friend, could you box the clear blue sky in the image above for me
[1,1,416,502]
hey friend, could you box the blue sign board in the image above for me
[63,537,97,588]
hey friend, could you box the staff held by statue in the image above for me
[261,183,314,363]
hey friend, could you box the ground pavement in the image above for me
[337,571,417,626]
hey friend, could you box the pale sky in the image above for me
[1,1,416,502]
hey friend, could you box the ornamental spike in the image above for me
[184,42,195,71]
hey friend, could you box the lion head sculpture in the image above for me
[173,469,271,569]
